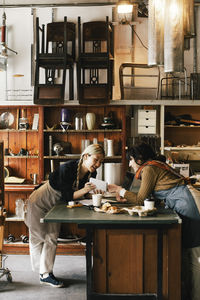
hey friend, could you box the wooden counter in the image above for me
[42,204,182,300]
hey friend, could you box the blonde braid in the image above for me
[76,156,83,190]
[72,156,83,191]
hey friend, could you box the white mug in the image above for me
[92,194,102,207]
[144,199,155,210]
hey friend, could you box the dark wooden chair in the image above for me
[34,17,76,104]
[77,16,114,104]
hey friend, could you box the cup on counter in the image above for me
[144,199,155,210]
[92,194,102,207]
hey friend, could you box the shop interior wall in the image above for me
[0,5,199,102]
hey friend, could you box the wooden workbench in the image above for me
[41,204,182,300]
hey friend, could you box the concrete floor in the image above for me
[0,255,86,300]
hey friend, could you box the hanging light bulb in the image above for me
[116,0,134,24]
[117,0,133,14]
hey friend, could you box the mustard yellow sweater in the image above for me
[124,165,185,206]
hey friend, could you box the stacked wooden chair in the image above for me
[77,16,114,104]
[34,17,76,104]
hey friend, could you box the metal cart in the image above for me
[0,210,12,284]
[0,141,12,287]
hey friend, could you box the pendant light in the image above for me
[117,0,133,13]
[148,0,195,73]
[116,0,133,24]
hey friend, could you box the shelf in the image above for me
[165,125,200,128]
[5,184,36,192]
[2,242,85,256]
[5,155,39,158]
[164,147,200,151]
[44,155,122,160]
[0,129,38,132]
[44,129,122,133]
[6,216,24,222]
[3,99,200,106]
[110,100,200,106]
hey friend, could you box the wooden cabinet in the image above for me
[0,106,41,251]
[93,224,181,300]
[1,104,127,253]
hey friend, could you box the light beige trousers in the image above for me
[24,181,61,275]
[29,223,60,274]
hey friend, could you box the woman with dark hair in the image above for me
[25,144,105,288]
[108,142,200,300]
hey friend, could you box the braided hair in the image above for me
[73,143,105,190]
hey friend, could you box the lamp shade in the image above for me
[148,0,164,66]
[164,0,184,72]
[148,0,195,73]
[183,0,195,38]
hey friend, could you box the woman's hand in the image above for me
[93,189,104,195]
[84,182,96,194]
[108,184,122,194]
[108,184,127,203]
[116,195,127,202]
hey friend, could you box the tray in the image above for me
[122,206,157,217]
[94,204,157,216]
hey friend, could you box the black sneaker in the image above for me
[40,273,64,288]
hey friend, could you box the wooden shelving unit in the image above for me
[0,104,127,254]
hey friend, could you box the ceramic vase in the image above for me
[86,113,96,130]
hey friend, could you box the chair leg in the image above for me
[77,62,81,101]
[69,66,74,100]
[34,64,40,102]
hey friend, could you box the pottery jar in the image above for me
[86,113,96,130]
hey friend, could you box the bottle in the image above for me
[107,139,114,156]
[15,199,24,219]
[75,113,84,130]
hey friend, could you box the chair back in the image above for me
[79,17,113,56]
[46,18,76,59]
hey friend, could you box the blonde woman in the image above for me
[25,144,105,287]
